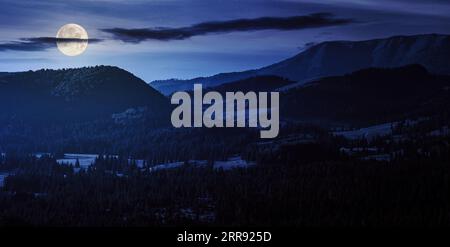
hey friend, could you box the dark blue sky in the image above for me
[0,0,449,82]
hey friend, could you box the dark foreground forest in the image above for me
[1,119,449,226]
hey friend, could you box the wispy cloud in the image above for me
[101,13,354,42]
[0,37,103,52]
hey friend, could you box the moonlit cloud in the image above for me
[101,13,354,42]
[0,37,103,52]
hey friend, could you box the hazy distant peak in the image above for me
[151,33,450,95]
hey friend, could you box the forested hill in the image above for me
[0,65,171,124]
[280,64,450,125]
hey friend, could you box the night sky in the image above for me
[0,0,449,82]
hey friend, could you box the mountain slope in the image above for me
[151,33,450,95]
[280,64,450,126]
[0,66,170,124]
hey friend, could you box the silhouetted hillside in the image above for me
[200,75,293,93]
[281,64,450,125]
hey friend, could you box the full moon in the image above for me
[56,24,88,56]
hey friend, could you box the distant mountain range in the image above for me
[151,33,450,95]
[0,66,170,124]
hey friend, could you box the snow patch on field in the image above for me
[334,122,394,140]
[57,154,99,168]
[428,126,450,137]
[213,156,255,170]
[0,173,11,188]
[150,162,185,172]
[149,157,255,172]
[33,153,51,158]
[56,154,145,169]
[128,159,146,168]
